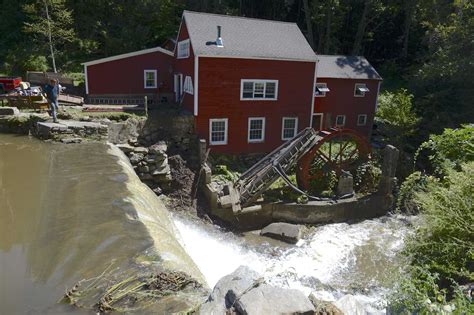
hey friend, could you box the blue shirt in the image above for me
[44,83,59,101]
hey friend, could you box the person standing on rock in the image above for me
[43,79,59,123]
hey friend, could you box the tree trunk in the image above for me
[44,0,57,73]
[401,0,415,59]
[303,0,315,49]
[352,0,370,56]
[323,2,333,54]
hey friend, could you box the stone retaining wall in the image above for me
[204,145,400,230]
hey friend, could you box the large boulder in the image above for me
[199,266,260,315]
[260,222,302,244]
[199,266,315,315]
[234,284,315,315]
[308,293,343,315]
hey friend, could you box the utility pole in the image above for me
[44,0,57,73]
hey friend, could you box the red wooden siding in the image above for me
[314,78,380,137]
[174,19,195,114]
[197,57,316,154]
[87,51,173,95]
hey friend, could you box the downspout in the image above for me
[84,64,89,95]
[194,55,199,116]
[310,60,318,128]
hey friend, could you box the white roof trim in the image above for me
[82,47,173,66]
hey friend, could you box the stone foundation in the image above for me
[203,145,400,230]
[117,141,172,195]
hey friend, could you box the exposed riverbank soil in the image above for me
[166,155,212,221]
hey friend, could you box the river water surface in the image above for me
[0,135,203,314]
[1,134,413,314]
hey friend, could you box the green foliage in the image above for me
[396,171,435,214]
[308,170,337,197]
[211,165,240,183]
[263,175,304,203]
[390,267,473,314]
[23,0,76,71]
[390,162,474,313]
[411,2,474,136]
[375,89,419,140]
[354,160,381,194]
[415,125,474,177]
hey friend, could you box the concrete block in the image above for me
[337,171,354,197]
[0,107,20,116]
[260,222,302,244]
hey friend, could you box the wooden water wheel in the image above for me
[296,128,370,193]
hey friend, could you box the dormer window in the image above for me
[354,83,369,97]
[177,39,190,59]
[315,83,330,97]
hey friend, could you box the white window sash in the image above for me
[315,83,329,97]
[177,39,190,59]
[357,114,367,126]
[184,76,193,95]
[335,115,346,127]
[209,118,228,145]
[354,83,368,97]
[247,117,266,143]
[281,117,298,140]
[240,79,278,101]
[144,70,157,89]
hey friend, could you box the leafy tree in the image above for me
[411,1,474,136]
[376,89,419,143]
[22,0,76,72]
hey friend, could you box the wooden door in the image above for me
[312,113,323,130]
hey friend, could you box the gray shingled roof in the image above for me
[317,55,382,80]
[183,11,317,62]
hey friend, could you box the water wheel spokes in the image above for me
[297,128,370,194]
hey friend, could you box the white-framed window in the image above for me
[357,114,367,126]
[144,70,157,88]
[184,76,193,95]
[177,39,190,59]
[209,118,228,145]
[247,117,265,143]
[282,117,298,140]
[240,80,278,100]
[354,83,369,97]
[315,82,330,97]
[335,115,346,127]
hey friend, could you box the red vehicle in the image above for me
[0,77,22,94]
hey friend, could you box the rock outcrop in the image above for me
[118,141,172,194]
[260,222,302,244]
[199,266,315,315]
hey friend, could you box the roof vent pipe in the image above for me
[216,25,224,47]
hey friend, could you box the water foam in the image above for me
[173,214,413,311]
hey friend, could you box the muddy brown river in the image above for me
[1,134,415,314]
[0,135,204,314]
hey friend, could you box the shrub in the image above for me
[308,170,337,197]
[212,165,240,183]
[389,267,473,314]
[376,89,419,140]
[390,162,474,313]
[354,160,382,194]
[396,171,436,214]
[415,125,474,177]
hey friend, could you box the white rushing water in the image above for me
[173,214,415,313]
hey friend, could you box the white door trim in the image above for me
[312,113,324,130]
